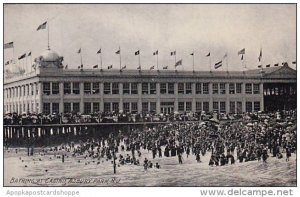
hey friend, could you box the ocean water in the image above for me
[4,147,296,187]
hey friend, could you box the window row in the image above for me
[5,84,38,98]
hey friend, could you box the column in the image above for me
[191,83,196,112]
[59,82,64,113]
[38,82,42,113]
[33,83,37,113]
[174,83,178,111]
[260,83,264,111]
[138,83,142,113]
[156,83,161,113]
[242,83,246,112]
[80,82,84,113]
[119,83,123,111]
[100,83,104,112]
[209,83,213,112]
[225,83,230,113]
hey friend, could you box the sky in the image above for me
[4,4,296,71]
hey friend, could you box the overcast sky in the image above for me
[4,4,296,71]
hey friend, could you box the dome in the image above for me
[40,49,60,62]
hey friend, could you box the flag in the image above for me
[175,59,182,67]
[27,51,31,56]
[65,64,68,69]
[163,66,168,69]
[77,48,81,53]
[214,60,222,69]
[121,65,126,70]
[266,64,270,68]
[37,21,47,31]
[238,48,245,55]
[80,64,83,69]
[258,65,262,68]
[108,65,113,69]
[5,61,10,66]
[223,53,228,59]
[18,53,26,60]
[115,49,120,54]
[258,48,262,62]
[171,51,176,56]
[93,65,98,68]
[292,61,296,64]
[190,52,194,56]
[78,66,80,69]
[4,42,14,49]
[135,50,140,55]
[274,63,279,67]
[241,55,243,60]
[137,65,141,70]
[153,50,158,55]
[150,66,155,70]
[206,52,210,57]
[97,49,101,54]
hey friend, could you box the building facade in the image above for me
[4,50,297,115]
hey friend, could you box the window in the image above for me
[150,102,156,112]
[131,102,138,113]
[185,83,192,94]
[203,102,209,112]
[178,102,184,111]
[203,83,209,94]
[142,83,149,94]
[64,103,71,113]
[230,102,235,114]
[112,83,119,94]
[229,83,235,94]
[123,102,130,113]
[52,83,59,94]
[246,101,252,112]
[112,102,119,112]
[213,102,219,112]
[73,82,80,94]
[73,103,80,113]
[27,85,29,96]
[160,83,167,94]
[51,103,59,114]
[23,86,25,96]
[131,83,138,94]
[220,83,226,94]
[150,83,156,94]
[254,102,260,112]
[84,102,91,114]
[36,84,38,95]
[212,83,219,94]
[168,83,174,94]
[92,83,100,94]
[186,102,192,112]
[123,83,130,94]
[245,83,252,94]
[43,82,50,95]
[253,84,260,94]
[31,84,34,96]
[196,102,202,112]
[93,102,99,112]
[84,83,91,94]
[64,82,71,94]
[236,83,242,94]
[104,83,111,94]
[43,103,50,114]
[178,83,184,94]
[104,103,111,112]
[237,102,242,114]
[196,83,202,94]
[142,102,149,112]
[220,102,226,113]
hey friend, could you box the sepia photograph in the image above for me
[2,3,297,187]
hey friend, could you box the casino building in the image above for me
[3,49,297,115]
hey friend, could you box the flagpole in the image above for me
[119,46,122,70]
[138,51,141,70]
[192,51,195,72]
[26,55,28,73]
[30,55,32,72]
[156,53,159,71]
[209,54,212,72]
[174,51,177,71]
[226,54,228,73]
[80,48,83,67]
[100,52,103,70]
[47,20,50,50]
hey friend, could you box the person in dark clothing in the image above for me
[178,153,183,164]
[286,145,291,162]
[158,146,162,158]
[152,146,157,159]
[186,147,190,158]
[196,153,201,163]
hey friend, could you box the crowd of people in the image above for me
[3,110,236,125]
[9,110,296,170]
